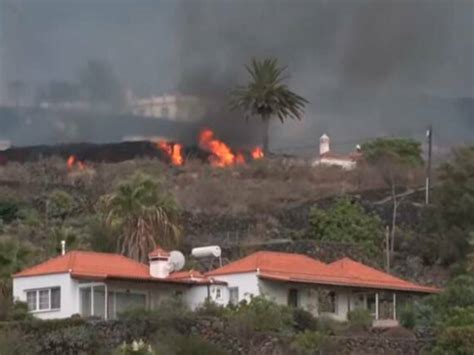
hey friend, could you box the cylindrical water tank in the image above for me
[191,245,222,258]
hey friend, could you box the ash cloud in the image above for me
[0,0,473,151]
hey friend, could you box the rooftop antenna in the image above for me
[61,240,66,256]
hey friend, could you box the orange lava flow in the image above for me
[199,128,245,167]
[67,155,86,170]
[251,147,264,160]
[67,155,76,169]
[156,141,184,166]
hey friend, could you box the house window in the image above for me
[79,285,106,318]
[229,287,239,305]
[25,287,61,312]
[215,287,222,300]
[288,289,299,307]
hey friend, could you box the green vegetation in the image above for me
[104,173,181,262]
[308,197,384,258]
[0,140,472,352]
[347,309,373,330]
[361,138,423,166]
[231,58,307,154]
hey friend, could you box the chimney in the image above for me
[61,240,66,256]
[320,134,330,156]
[148,247,171,278]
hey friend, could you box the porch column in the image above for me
[393,293,397,320]
[104,284,108,320]
[375,292,379,320]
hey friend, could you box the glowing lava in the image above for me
[67,155,86,170]
[156,141,184,166]
[251,147,264,160]
[199,129,246,167]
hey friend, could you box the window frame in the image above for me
[25,287,61,313]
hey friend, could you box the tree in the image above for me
[361,138,423,166]
[361,138,423,262]
[231,58,307,154]
[308,197,384,258]
[0,237,31,318]
[419,146,474,265]
[104,173,181,262]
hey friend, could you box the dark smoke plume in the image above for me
[0,0,472,152]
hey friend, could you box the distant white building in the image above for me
[313,134,362,170]
[129,93,208,122]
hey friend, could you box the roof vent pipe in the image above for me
[61,240,66,256]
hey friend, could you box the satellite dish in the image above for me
[169,250,185,272]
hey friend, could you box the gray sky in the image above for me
[0,0,473,149]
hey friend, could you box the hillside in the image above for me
[0,156,446,284]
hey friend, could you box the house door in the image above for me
[288,289,298,307]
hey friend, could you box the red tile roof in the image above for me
[13,251,219,285]
[206,251,329,276]
[206,251,439,294]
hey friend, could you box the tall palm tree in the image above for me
[104,173,181,262]
[231,58,307,154]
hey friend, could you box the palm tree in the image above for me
[231,58,307,154]
[104,173,181,262]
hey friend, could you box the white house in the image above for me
[312,134,362,170]
[13,248,438,326]
[12,247,226,320]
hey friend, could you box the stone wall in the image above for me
[1,317,434,354]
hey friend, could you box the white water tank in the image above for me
[191,246,222,259]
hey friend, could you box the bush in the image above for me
[432,325,474,355]
[38,324,101,355]
[292,308,318,332]
[119,297,195,334]
[308,197,384,258]
[347,308,372,329]
[399,303,416,329]
[0,199,19,223]
[0,328,34,355]
[195,299,229,318]
[174,335,225,355]
[291,330,330,354]
[226,296,294,336]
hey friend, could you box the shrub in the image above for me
[292,308,318,332]
[0,328,34,355]
[195,299,229,318]
[174,335,226,355]
[308,197,384,258]
[291,330,330,354]
[432,325,474,355]
[119,297,195,334]
[226,296,294,336]
[347,308,372,329]
[399,303,416,329]
[0,199,19,223]
[38,324,101,355]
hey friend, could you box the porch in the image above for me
[77,279,188,319]
[259,279,407,327]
